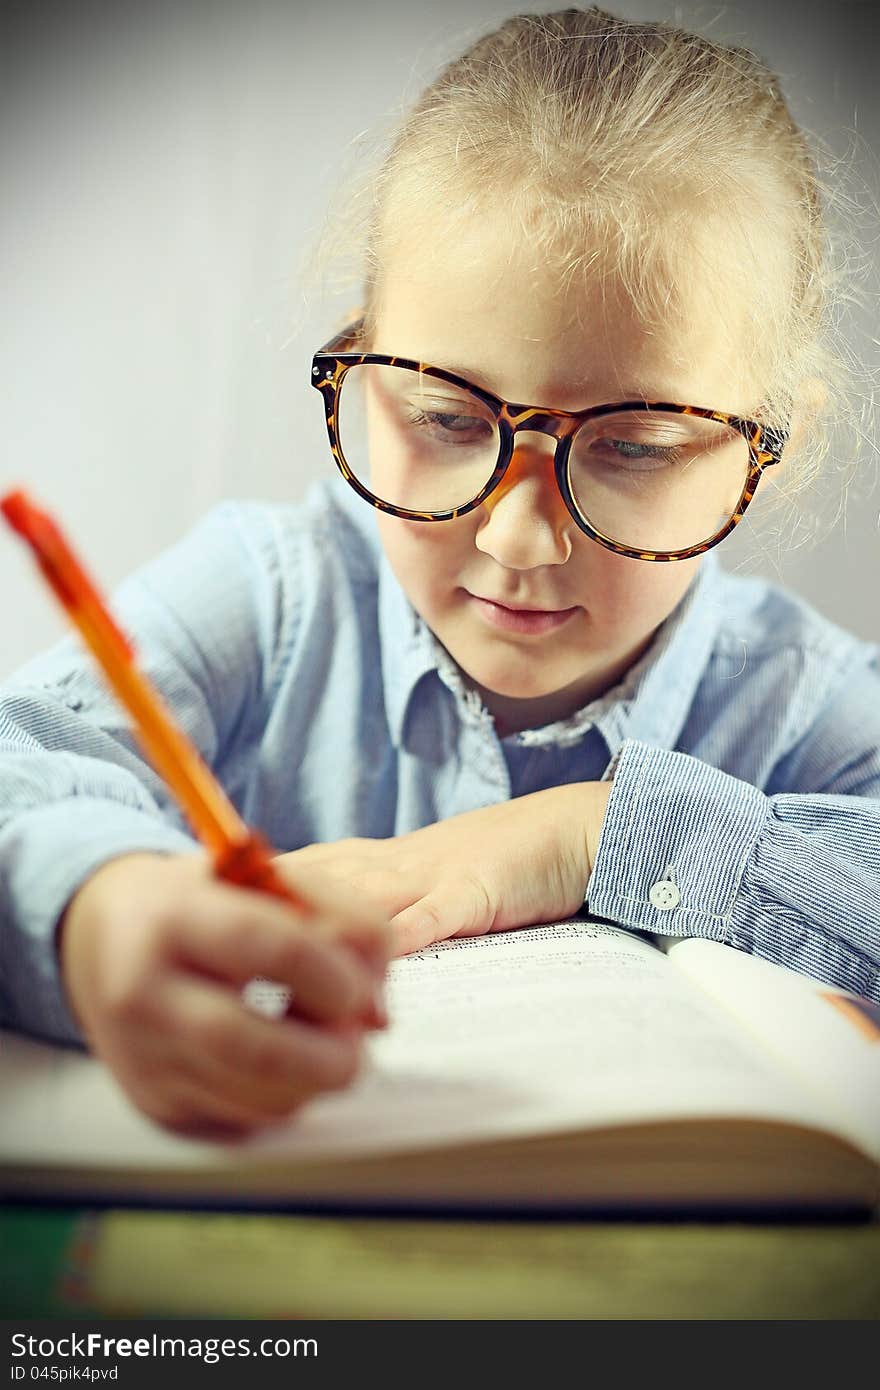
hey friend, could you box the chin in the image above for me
[465,659,574,702]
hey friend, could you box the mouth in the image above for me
[467,593,580,635]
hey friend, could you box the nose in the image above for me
[474,434,574,569]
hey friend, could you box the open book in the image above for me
[1,921,878,1215]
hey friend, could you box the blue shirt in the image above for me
[2,475,879,1045]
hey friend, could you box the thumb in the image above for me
[390,876,496,955]
[336,919,393,981]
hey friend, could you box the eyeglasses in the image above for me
[311,320,789,562]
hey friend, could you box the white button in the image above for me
[649,879,681,910]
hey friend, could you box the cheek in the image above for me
[375,515,468,607]
[576,545,700,632]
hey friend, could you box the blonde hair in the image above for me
[310,7,877,510]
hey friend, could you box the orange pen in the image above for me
[1,488,313,915]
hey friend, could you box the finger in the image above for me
[248,861,394,983]
[191,1032,364,1126]
[165,973,367,1113]
[334,915,394,982]
[170,883,385,1025]
[390,879,494,955]
[140,1077,294,1140]
[293,867,395,977]
[273,860,396,965]
[389,897,450,955]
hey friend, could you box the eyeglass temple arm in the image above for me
[318,319,366,357]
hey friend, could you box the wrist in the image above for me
[548,781,612,904]
[581,781,612,877]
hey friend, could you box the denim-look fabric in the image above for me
[2,475,878,1044]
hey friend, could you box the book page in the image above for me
[662,936,880,1159]
[0,921,855,1176]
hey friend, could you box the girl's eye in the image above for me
[592,438,687,471]
[406,407,493,443]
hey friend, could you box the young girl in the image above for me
[2,8,878,1140]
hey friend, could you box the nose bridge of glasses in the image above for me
[481,428,573,523]
[503,403,580,442]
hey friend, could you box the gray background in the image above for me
[1,0,877,677]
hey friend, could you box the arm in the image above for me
[275,781,611,955]
[275,657,880,1004]
[586,659,880,1002]
[0,502,281,1043]
[1,500,392,1138]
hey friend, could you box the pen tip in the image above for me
[0,490,33,537]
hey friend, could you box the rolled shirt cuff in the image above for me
[586,739,768,940]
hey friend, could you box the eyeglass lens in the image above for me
[335,363,751,551]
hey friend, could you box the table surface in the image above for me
[3,1204,879,1319]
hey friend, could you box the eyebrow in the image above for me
[431,360,656,407]
[419,358,497,391]
[376,335,664,405]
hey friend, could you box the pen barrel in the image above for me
[2,486,315,920]
[77,611,247,855]
[90,635,313,914]
[63,579,313,914]
[215,835,314,914]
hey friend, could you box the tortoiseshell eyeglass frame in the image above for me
[310,319,789,562]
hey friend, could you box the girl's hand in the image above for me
[58,852,391,1139]
[276,782,612,955]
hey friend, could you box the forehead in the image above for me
[371,207,758,414]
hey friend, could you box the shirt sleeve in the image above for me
[586,657,880,1003]
[0,501,290,1045]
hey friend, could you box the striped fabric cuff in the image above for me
[586,739,769,941]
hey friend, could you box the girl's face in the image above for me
[370,213,756,735]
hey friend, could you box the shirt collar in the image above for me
[379,547,725,756]
[379,548,446,747]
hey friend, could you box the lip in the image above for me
[468,593,580,635]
